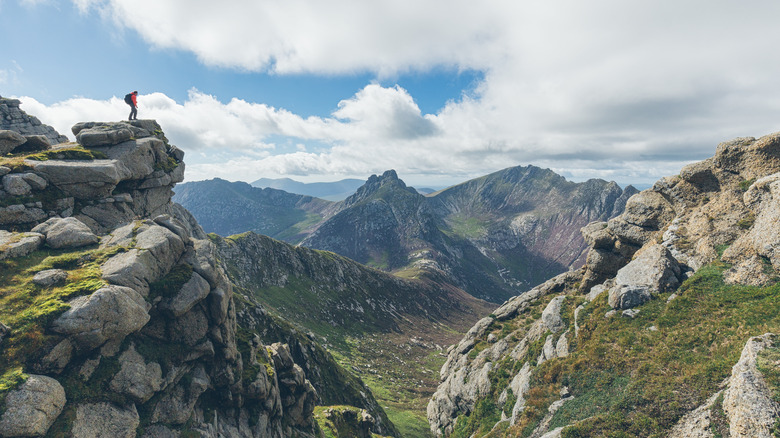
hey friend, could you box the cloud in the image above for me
[74,0,503,75]
[19,0,780,188]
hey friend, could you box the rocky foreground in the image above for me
[427,133,780,437]
[0,110,392,437]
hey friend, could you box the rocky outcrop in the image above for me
[0,116,333,437]
[0,95,68,145]
[428,132,780,437]
[427,271,580,436]
[0,119,184,234]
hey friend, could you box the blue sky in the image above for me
[3,0,780,189]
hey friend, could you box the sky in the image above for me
[2,0,780,189]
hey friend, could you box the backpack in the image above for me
[124,93,133,104]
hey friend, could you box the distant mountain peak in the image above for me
[345,169,418,206]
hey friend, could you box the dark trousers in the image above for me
[129,104,137,120]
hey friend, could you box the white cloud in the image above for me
[20,0,780,187]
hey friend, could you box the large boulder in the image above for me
[29,159,122,199]
[50,285,150,351]
[608,244,681,309]
[75,123,134,148]
[0,375,66,437]
[32,217,99,249]
[0,130,26,154]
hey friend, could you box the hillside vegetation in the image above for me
[427,132,780,437]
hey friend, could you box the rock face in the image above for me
[0,95,68,145]
[0,118,184,233]
[722,333,780,438]
[428,132,780,437]
[427,271,580,436]
[0,113,355,437]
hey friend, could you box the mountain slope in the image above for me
[212,230,495,437]
[173,178,334,242]
[0,115,399,437]
[175,166,635,304]
[301,168,636,303]
[427,132,780,437]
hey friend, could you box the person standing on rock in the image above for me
[124,91,138,121]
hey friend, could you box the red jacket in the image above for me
[131,93,138,105]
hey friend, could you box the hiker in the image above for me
[124,91,138,120]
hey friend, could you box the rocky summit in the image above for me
[426,132,780,437]
[0,114,395,437]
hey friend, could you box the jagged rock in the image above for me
[0,230,43,260]
[161,270,210,317]
[71,402,139,438]
[151,365,210,425]
[0,375,66,437]
[555,331,570,358]
[0,129,26,154]
[109,344,163,403]
[269,342,295,370]
[182,239,220,287]
[32,217,99,249]
[32,268,68,287]
[608,244,681,309]
[208,285,231,324]
[730,173,780,272]
[21,172,47,190]
[50,285,150,351]
[680,158,720,192]
[722,333,780,438]
[153,214,190,242]
[581,221,614,248]
[29,159,121,199]
[0,98,67,144]
[622,308,640,318]
[537,334,557,365]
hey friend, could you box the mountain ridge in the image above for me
[178,166,637,303]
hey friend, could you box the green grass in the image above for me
[446,216,489,240]
[0,245,119,403]
[445,256,780,438]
